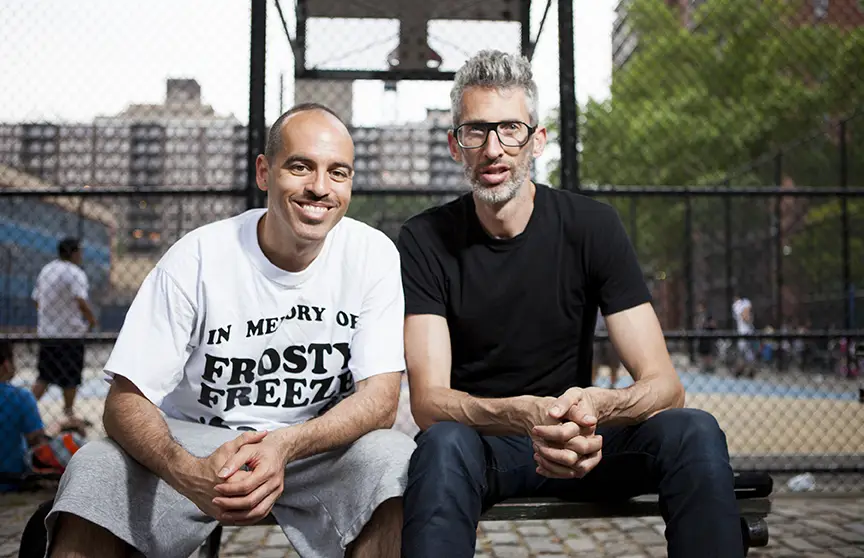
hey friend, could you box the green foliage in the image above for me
[788,199,864,288]
[347,193,455,240]
[548,0,863,187]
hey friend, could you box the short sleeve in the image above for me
[396,224,447,316]
[589,209,652,316]
[18,390,44,436]
[69,268,89,300]
[103,266,197,406]
[348,240,406,382]
[31,269,43,302]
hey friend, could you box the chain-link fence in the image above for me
[0,0,257,490]
[569,0,864,493]
[1,0,863,500]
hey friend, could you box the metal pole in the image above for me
[558,0,579,190]
[247,0,267,210]
[840,119,851,330]
[724,184,733,329]
[77,198,86,240]
[630,197,638,257]
[296,0,307,76]
[839,119,854,378]
[774,153,784,370]
[520,0,532,57]
[279,73,285,115]
[3,245,11,329]
[685,195,694,361]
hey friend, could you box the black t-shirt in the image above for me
[396,183,651,398]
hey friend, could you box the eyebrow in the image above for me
[458,119,523,126]
[283,154,354,173]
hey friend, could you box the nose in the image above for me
[306,170,330,198]
[482,129,504,159]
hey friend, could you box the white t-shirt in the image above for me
[104,209,406,432]
[732,297,754,334]
[31,259,90,337]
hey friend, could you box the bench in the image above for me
[19,473,772,557]
[200,472,773,557]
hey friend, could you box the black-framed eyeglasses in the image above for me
[453,120,536,149]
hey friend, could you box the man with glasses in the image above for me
[397,50,743,557]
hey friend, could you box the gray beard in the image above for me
[464,156,532,205]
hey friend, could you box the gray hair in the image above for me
[450,50,539,128]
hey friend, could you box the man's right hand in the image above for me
[171,430,267,521]
[529,388,603,479]
[516,395,560,433]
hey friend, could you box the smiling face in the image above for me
[448,86,546,205]
[256,109,354,245]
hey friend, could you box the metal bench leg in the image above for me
[741,516,769,556]
[199,525,223,558]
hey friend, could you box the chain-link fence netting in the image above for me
[1,0,862,501]
[564,0,864,492]
[0,0,257,490]
[576,0,863,189]
[278,0,532,191]
[584,121,863,492]
[591,193,863,492]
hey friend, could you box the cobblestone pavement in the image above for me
[2,491,862,557]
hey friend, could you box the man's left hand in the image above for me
[211,430,293,525]
[546,387,601,428]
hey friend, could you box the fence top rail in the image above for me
[0,187,249,197]
[3,330,864,343]
[2,185,864,198]
[582,186,864,197]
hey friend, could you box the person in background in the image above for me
[31,238,97,419]
[699,315,717,374]
[0,341,46,491]
[732,293,756,378]
[0,341,86,493]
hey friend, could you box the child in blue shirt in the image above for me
[0,341,47,492]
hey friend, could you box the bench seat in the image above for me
[201,475,773,557]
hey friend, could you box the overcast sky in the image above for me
[0,0,616,181]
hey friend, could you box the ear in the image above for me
[447,130,462,162]
[531,126,548,159]
[255,154,270,192]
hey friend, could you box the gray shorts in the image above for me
[44,417,416,558]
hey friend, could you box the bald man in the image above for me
[44,104,415,558]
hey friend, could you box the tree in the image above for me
[571,0,863,187]
[347,192,455,240]
[547,0,864,326]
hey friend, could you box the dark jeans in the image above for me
[402,408,743,558]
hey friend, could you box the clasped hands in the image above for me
[526,388,603,479]
[180,429,291,526]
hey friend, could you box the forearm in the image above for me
[415,386,540,436]
[588,374,685,426]
[271,374,400,463]
[103,385,196,487]
[77,300,97,328]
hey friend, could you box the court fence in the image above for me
[1,0,863,495]
[1,185,862,494]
